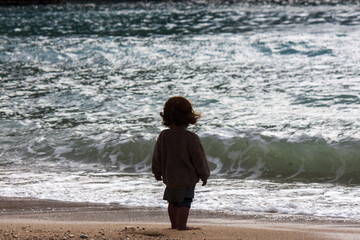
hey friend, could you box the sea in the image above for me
[1,0,360,220]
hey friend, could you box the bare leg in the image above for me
[168,203,178,229]
[177,206,191,231]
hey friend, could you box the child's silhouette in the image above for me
[152,96,210,230]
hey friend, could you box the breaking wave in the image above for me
[15,134,360,184]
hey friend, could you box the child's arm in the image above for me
[152,135,162,181]
[189,135,210,185]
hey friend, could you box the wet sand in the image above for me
[1,197,360,240]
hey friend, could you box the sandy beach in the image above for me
[1,197,360,240]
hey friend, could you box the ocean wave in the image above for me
[18,134,360,184]
[201,135,360,184]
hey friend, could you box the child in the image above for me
[152,96,210,231]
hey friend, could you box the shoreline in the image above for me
[1,197,360,239]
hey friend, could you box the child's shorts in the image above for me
[163,186,195,208]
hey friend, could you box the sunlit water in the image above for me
[1,1,360,219]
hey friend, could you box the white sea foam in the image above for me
[1,168,359,220]
[207,156,223,175]
[0,171,360,219]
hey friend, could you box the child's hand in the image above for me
[155,175,162,181]
[201,179,207,186]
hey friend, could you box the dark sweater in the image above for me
[152,127,210,188]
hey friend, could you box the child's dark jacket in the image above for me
[152,128,210,188]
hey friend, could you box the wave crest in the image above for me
[202,135,360,184]
[38,135,360,184]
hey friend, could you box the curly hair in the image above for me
[160,96,201,128]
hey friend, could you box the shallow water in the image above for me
[1,1,360,219]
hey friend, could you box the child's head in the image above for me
[161,96,201,128]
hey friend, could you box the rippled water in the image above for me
[1,1,360,219]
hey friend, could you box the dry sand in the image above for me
[1,197,360,240]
